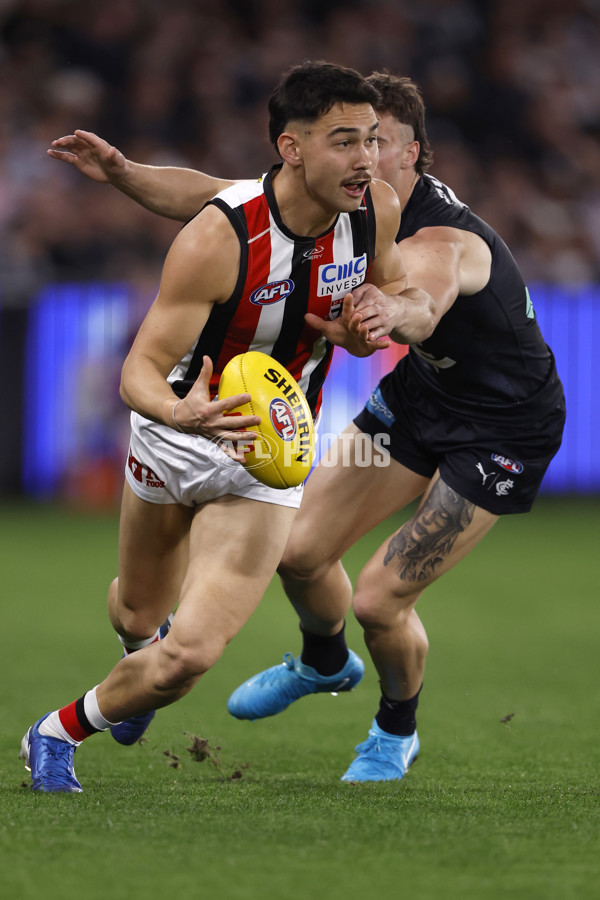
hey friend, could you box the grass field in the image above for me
[0,497,598,899]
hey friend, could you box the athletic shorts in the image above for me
[353,357,566,516]
[124,411,304,509]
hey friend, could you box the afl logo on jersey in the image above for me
[269,399,297,442]
[250,279,295,306]
[491,453,524,475]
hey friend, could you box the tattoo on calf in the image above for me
[383,479,475,582]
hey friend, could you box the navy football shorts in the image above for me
[353,357,566,516]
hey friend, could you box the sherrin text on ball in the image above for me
[218,351,315,489]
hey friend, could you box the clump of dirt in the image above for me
[161,733,250,781]
[163,749,180,768]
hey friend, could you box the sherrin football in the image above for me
[218,351,315,489]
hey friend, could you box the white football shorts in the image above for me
[124,411,304,509]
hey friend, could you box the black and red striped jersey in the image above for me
[169,164,376,417]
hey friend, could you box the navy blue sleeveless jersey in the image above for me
[398,174,562,417]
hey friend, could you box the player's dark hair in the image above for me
[367,72,434,175]
[268,61,380,152]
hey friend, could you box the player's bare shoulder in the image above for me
[160,202,241,305]
[369,179,401,243]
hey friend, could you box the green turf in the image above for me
[0,498,598,899]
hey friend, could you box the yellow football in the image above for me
[218,351,315,489]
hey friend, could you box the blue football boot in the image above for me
[109,709,156,746]
[20,714,83,793]
[227,649,364,720]
[340,719,419,783]
[110,614,173,746]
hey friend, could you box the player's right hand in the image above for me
[47,130,128,184]
[172,357,260,461]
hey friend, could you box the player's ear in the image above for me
[277,131,302,167]
[402,140,420,170]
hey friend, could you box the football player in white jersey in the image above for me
[22,62,438,792]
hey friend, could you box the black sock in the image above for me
[375,685,422,736]
[300,622,349,676]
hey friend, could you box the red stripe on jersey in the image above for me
[309,230,337,321]
[286,229,337,388]
[59,701,92,742]
[288,229,338,413]
[211,195,272,393]
[243,191,271,238]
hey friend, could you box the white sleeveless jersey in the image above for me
[169,164,376,417]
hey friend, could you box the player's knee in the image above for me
[108,576,159,642]
[352,583,384,629]
[153,632,224,692]
[278,527,335,582]
[278,541,321,582]
[352,561,418,629]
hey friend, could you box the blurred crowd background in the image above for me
[1,0,600,307]
[0,0,599,504]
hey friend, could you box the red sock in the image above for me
[58,696,100,743]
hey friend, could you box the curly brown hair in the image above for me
[367,72,434,175]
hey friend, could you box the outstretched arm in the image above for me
[348,180,443,345]
[303,180,436,353]
[48,129,235,221]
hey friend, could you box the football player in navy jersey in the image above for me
[268,74,565,782]
[44,72,565,785]
[21,63,439,793]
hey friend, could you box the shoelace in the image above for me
[355,735,382,755]
[42,741,77,777]
[260,654,299,694]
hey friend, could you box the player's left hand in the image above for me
[304,293,391,357]
[349,283,404,342]
[173,356,260,460]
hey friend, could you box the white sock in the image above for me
[36,687,119,746]
[37,711,80,746]
[84,685,119,730]
[119,627,161,653]
[118,613,173,653]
